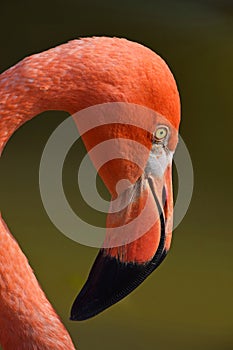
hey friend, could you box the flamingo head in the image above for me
[70,37,180,321]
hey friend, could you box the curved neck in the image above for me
[0,39,127,155]
[0,38,126,349]
[0,50,86,153]
[0,40,122,348]
[0,46,83,349]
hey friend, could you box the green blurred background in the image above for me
[0,0,232,349]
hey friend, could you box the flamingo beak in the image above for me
[70,141,174,321]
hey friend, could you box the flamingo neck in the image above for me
[0,43,86,350]
[0,39,126,154]
[0,38,125,349]
[0,44,85,154]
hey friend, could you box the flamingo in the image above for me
[0,37,180,349]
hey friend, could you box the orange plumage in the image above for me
[0,37,180,347]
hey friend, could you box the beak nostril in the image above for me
[115,179,132,195]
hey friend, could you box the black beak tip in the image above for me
[69,313,84,321]
[70,301,101,321]
[69,314,77,321]
[69,248,168,322]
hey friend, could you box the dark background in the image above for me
[0,1,232,349]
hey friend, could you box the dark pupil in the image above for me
[159,130,164,136]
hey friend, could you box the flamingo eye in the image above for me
[154,126,168,142]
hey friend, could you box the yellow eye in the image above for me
[154,126,168,140]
